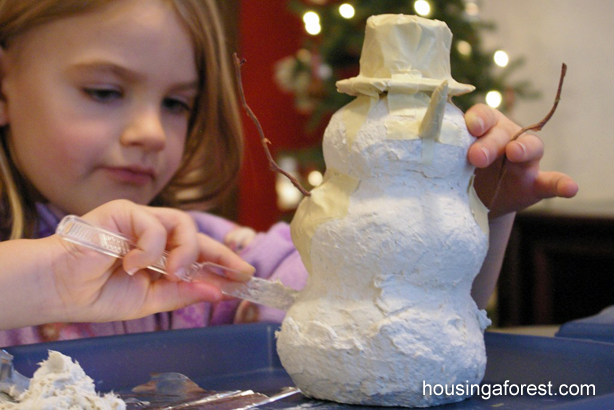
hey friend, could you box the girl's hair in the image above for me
[0,0,243,239]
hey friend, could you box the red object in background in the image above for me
[237,0,313,231]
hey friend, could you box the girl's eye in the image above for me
[163,97,193,115]
[83,88,122,102]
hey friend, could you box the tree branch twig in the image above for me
[233,53,311,197]
[490,63,567,209]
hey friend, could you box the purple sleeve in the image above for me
[241,223,307,288]
[189,213,308,326]
[188,211,238,242]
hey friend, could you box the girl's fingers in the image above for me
[196,234,255,281]
[506,133,544,164]
[81,201,198,280]
[80,200,168,275]
[143,206,200,280]
[139,280,224,316]
[535,172,579,199]
[81,200,254,289]
[121,211,169,276]
[465,104,497,137]
[224,227,257,252]
[138,206,255,283]
[465,104,522,168]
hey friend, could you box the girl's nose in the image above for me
[120,107,166,151]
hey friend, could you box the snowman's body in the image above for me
[277,92,490,407]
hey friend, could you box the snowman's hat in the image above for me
[336,14,475,97]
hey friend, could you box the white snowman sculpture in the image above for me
[277,15,491,407]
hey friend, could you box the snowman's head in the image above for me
[322,89,476,183]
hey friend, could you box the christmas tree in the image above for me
[271,0,538,216]
[274,0,537,131]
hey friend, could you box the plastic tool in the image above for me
[56,215,298,311]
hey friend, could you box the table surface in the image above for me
[5,323,614,409]
[490,325,560,337]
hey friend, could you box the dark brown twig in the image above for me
[489,63,567,209]
[233,53,311,197]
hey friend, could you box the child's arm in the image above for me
[0,199,255,330]
[465,104,579,308]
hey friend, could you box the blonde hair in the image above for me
[0,0,243,239]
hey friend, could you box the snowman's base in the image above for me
[277,310,488,408]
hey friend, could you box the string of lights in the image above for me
[272,0,538,212]
[295,1,514,109]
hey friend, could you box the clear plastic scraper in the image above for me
[56,215,298,311]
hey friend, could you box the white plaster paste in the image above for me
[2,351,125,410]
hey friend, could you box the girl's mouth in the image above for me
[102,166,155,185]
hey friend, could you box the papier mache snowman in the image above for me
[277,14,492,407]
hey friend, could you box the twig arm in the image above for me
[490,63,567,208]
[233,53,311,197]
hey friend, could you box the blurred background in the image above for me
[217,0,614,330]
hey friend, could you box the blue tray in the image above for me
[5,323,614,409]
[556,305,614,344]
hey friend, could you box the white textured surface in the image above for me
[4,351,125,410]
[280,95,490,407]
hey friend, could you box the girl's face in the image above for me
[0,0,198,215]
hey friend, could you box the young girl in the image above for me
[0,0,306,345]
[0,0,577,346]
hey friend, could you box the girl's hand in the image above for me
[465,104,578,218]
[224,226,257,252]
[46,199,255,324]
